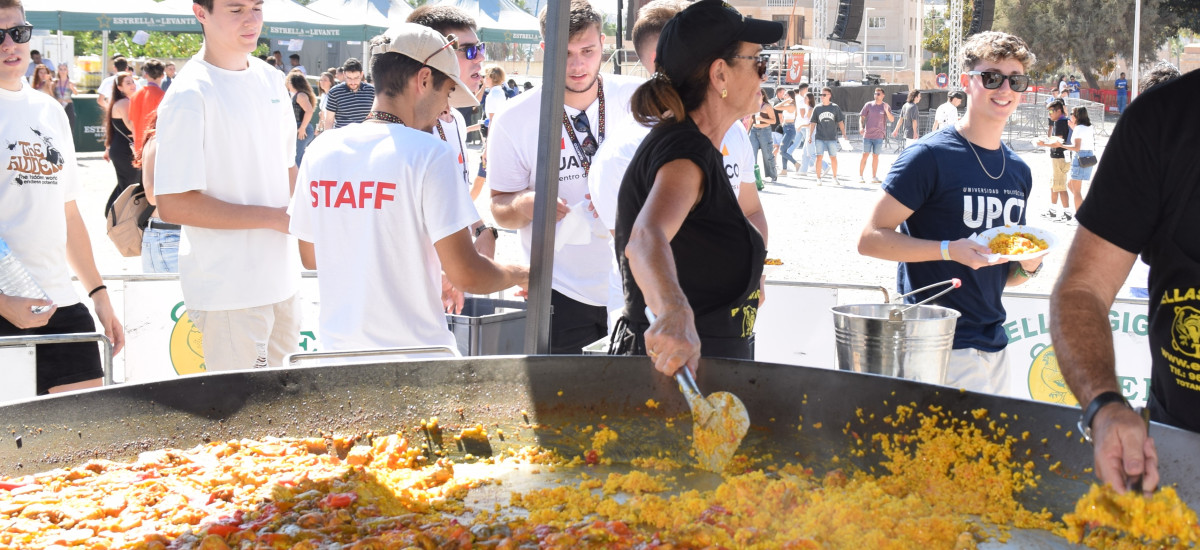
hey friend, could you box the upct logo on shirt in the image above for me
[5,129,66,185]
[961,186,1026,230]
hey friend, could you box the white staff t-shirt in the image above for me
[0,83,81,306]
[433,109,472,188]
[289,123,480,352]
[155,53,300,311]
[487,73,643,306]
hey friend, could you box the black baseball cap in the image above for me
[655,0,784,84]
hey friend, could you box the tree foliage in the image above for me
[921,0,975,74]
[996,0,1180,88]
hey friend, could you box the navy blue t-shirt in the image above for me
[883,128,1033,351]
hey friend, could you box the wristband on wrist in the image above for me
[474,225,498,239]
[940,240,951,261]
[88,285,107,298]
[1078,391,1130,443]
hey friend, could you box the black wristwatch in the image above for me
[474,225,498,239]
[1078,391,1131,443]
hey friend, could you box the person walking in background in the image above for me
[286,70,316,166]
[1049,106,1095,225]
[134,113,179,273]
[796,90,821,177]
[893,88,920,147]
[1037,99,1072,222]
[162,61,175,92]
[1114,71,1128,114]
[776,88,798,176]
[325,57,374,128]
[858,87,893,183]
[288,53,306,75]
[102,72,138,215]
[749,89,778,184]
[1068,75,1081,99]
[808,87,845,184]
[29,63,53,98]
[127,58,165,159]
[154,0,302,371]
[316,70,335,133]
[932,90,963,132]
[97,56,130,111]
[53,63,76,129]
[24,48,53,80]
[483,65,507,127]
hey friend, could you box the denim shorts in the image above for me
[862,138,883,155]
[142,222,180,273]
[1069,150,1095,181]
[814,139,839,156]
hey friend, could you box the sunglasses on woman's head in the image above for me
[456,42,486,61]
[966,70,1031,92]
[0,24,32,45]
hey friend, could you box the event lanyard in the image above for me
[435,118,470,185]
[561,76,605,177]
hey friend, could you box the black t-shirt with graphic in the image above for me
[810,104,844,141]
[615,117,765,347]
[1076,70,1200,432]
[1048,117,1070,159]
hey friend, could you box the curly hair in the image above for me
[962,31,1036,72]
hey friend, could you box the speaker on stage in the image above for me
[968,0,995,35]
[828,0,865,43]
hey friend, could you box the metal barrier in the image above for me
[0,332,115,385]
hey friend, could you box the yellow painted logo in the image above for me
[1170,305,1200,359]
[168,301,206,375]
[1027,345,1077,406]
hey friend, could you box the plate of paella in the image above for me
[974,224,1057,262]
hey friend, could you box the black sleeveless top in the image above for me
[613,117,766,359]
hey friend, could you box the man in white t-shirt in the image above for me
[96,56,130,111]
[154,0,302,372]
[931,90,964,132]
[407,4,497,265]
[0,0,124,395]
[289,24,527,353]
[488,0,645,354]
[587,0,768,330]
[287,53,306,75]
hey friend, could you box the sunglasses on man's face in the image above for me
[966,70,1031,92]
[730,54,770,78]
[456,42,486,61]
[0,24,33,45]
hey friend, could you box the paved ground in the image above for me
[74,123,1147,302]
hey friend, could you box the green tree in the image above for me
[921,0,975,75]
[996,0,1179,88]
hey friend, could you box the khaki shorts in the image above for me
[944,347,1010,395]
[189,293,301,372]
[1050,157,1070,192]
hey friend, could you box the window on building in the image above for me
[868,16,885,29]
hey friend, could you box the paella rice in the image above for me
[988,232,1048,255]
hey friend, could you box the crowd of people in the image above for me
[1,0,1196,505]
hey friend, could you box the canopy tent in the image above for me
[306,0,411,33]
[434,0,541,44]
[26,0,381,41]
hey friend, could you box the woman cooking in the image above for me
[611,0,778,375]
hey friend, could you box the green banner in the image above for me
[478,27,541,45]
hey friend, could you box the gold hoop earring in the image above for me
[721,88,728,99]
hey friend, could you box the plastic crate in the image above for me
[446,298,528,356]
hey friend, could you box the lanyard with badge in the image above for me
[435,118,470,185]
[561,76,605,176]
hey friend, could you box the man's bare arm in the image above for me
[157,191,290,234]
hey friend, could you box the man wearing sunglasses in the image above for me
[859,31,1042,395]
[858,87,894,184]
[0,0,125,395]
[807,88,846,184]
[488,0,646,354]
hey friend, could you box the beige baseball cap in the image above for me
[369,23,480,108]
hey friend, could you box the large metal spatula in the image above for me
[645,308,750,473]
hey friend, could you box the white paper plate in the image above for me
[973,225,1057,262]
[1030,136,1064,147]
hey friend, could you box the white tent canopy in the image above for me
[306,0,413,31]
[434,0,541,44]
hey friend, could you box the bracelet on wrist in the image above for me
[88,285,107,298]
[940,240,951,261]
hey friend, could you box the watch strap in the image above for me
[1078,391,1130,443]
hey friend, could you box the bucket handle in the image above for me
[888,278,961,321]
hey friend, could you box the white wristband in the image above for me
[940,240,952,261]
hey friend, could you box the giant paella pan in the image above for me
[2,356,1198,548]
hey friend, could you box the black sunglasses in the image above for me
[731,54,769,78]
[0,24,32,45]
[456,42,486,61]
[966,70,1031,92]
[572,113,598,157]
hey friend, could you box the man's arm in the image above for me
[63,201,124,355]
[1049,226,1158,495]
[911,116,919,138]
[156,191,290,234]
[435,229,528,294]
[857,191,994,268]
[96,94,109,112]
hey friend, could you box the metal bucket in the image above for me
[832,304,961,385]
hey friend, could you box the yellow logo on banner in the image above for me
[168,301,206,375]
[1026,345,1077,406]
[1170,305,1200,359]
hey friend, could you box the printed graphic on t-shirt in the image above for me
[1161,294,1200,394]
[5,128,66,185]
[960,185,1026,230]
[721,143,742,183]
[308,180,398,209]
